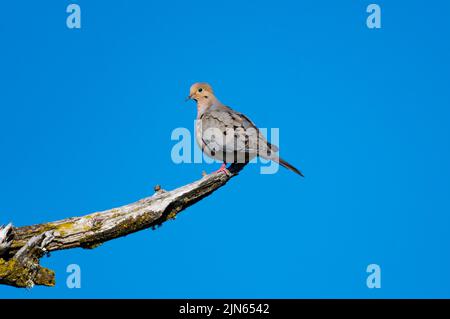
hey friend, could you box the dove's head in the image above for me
[187,82,223,115]
[187,82,214,103]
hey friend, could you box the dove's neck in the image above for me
[196,95,224,117]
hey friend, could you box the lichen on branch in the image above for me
[0,164,245,288]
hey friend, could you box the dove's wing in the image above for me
[199,106,275,161]
[198,105,304,176]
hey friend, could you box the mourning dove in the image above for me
[186,82,304,177]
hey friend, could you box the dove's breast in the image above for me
[195,116,223,161]
[194,118,205,152]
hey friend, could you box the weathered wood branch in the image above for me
[0,164,246,288]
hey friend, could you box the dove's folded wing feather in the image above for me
[200,107,274,158]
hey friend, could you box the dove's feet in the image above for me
[214,163,232,177]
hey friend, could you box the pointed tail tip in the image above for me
[278,158,304,178]
[292,167,305,178]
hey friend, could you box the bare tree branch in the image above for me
[0,164,246,288]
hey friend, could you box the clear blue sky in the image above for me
[1,0,450,298]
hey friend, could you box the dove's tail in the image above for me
[274,157,304,177]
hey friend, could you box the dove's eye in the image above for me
[198,88,203,93]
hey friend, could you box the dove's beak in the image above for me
[185,94,197,102]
